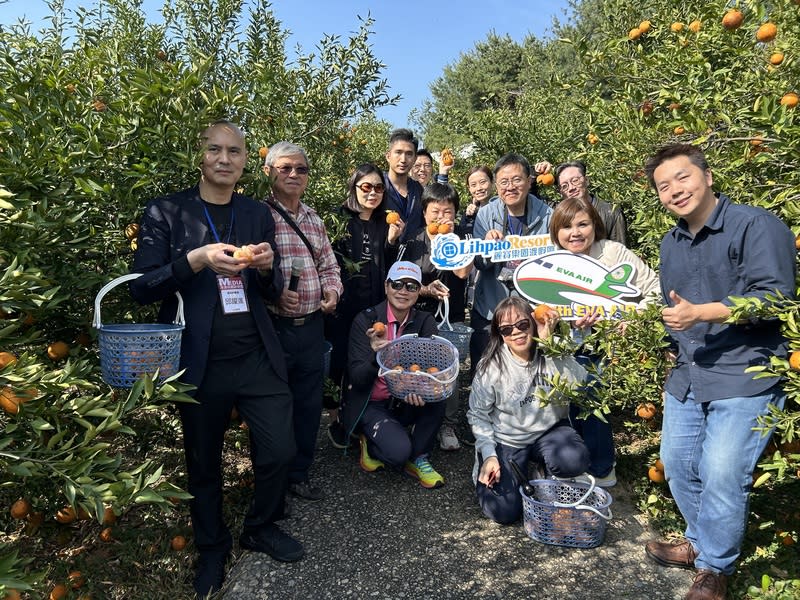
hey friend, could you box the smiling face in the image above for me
[497,307,535,361]
[354,173,385,217]
[557,210,595,255]
[411,155,433,185]
[269,153,309,202]
[423,199,456,227]
[557,165,589,202]
[495,163,531,214]
[467,171,493,204]
[653,155,716,231]
[199,124,246,190]
[385,278,420,316]
[385,140,416,177]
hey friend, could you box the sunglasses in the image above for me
[273,165,309,175]
[357,182,385,193]
[498,319,532,337]
[388,280,421,293]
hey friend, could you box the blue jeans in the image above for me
[660,386,785,575]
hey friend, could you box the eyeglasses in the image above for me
[273,165,309,176]
[498,319,532,337]
[497,177,527,190]
[414,163,432,171]
[388,280,421,293]
[559,176,585,192]
[357,182,385,193]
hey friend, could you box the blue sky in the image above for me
[2,0,571,128]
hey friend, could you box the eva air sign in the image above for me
[430,234,642,320]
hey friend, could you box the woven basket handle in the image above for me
[436,297,454,331]
[92,273,185,329]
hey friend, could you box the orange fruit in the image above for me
[756,22,777,43]
[385,211,400,225]
[124,222,139,240]
[10,498,31,520]
[780,92,798,108]
[68,570,86,590]
[795,234,800,250]
[667,102,681,110]
[426,367,439,373]
[391,365,403,372]
[91,99,107,112]
[258,146,268,159]
[4,590,21,600]
[674,126,685,135]
[232,246,254,263]
[56,506,77,524]
[0,387,21,415]
[441,148,454,166]
[50,584,68,600]
[102,506,117,525]
[371,322,386,336]
[789,350,800,371]
[638,20,652,34]
[437,222,452,235]
[99,527,114,542]
[533,304,556,322]
[427,222,440,235]
[636,402,658,420]
[640,100,654,115]
[782,534,796,546]
[47,341,70,361]
[654,458,664,471]
[769,52,784,66]
[409,364,421,372]
[628,27,642,40]
[536,172,555,186]
[648,465,666,483]
[171,534,187,551]
[587,133,599,144]
[688,20,702,33]
[670,22,684,33]
[0,351,17,369]
[722,9,743,30]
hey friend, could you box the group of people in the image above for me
[130,121,796,600]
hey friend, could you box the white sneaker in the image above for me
[568,468,617,488]
[438,424,461,451]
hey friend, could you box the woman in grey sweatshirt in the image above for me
[467,296,590,524]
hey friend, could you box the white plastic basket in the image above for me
[376,334,459,402]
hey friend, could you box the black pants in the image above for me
[469,310,492,376]
[272,312,326,484]
[180,347,294,555]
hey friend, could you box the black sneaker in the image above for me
[327,420,352,449]
[240,524,305,562]
[194,551,227,598]
[288,479,325,502]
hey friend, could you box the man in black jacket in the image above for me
[130,120,302,598]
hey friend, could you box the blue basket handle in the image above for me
[553,474,613,520]
[92,273,185,329]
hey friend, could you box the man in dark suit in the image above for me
[130,120,303,598]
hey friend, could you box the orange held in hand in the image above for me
[233,246,254,263]
[533,304,557,323]
[536,173,554,186]
[441,148,454,166]
[437,222,452,234]
[386,211,400,225]
[372,322,386,336]
[427,222,440,235]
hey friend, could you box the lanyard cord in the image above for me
[203,203,235,244]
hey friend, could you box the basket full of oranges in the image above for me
[376,334,459,402]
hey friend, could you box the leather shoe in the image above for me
[685,569,728,600]
[194,551,227,598]
[645,538,698,569]
[289,479,325,502]
[240,524,305,562]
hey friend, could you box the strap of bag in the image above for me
[269,200,317,262]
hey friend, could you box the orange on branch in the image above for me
[722,10,743,30]
[780,92,798,108]
[648,465,666,483]
[756,22,777,43]
[636,402,658,420]
[0,351,16,369]
[10,499,31,520]
[47,341,70,361]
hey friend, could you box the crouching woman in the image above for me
[467,296,590,524]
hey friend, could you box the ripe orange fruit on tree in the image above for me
[648,465,666,483]
[688,20,702,33]
[50,584,68,600]
[258,146,268,159]
[628,27,642,40]
[0,351,16,369]
[99,527,114,542]
[670,22,684,33]
[427,222,440,235]
[536,172,555,186]
[68,570,85,590]
[171,534,187,551]
[636,402,658,420]
[587,133,599,144]
[780,92,798,108]
[655,458,664,471]
[769,52,784,65]
[722,10,743,30]
[638,20,651,34]
[385,211,400,225]
[789,350,800,370]
[124,222,139,240]
[10,499,31,520]
[533,304,556,322]
[0,387,21,415]
[437,222,452,234]
[756,22,777,43]
[371,322,386,336]
[47,341,70,361]
[674,126,685,135]
[102,506,117,525]
[56,506,77,524]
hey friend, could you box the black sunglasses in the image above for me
[498,319,532,337]
[273,165,309,175]
[357,182,385,193]
[388,280,420,292]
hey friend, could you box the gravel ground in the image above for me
[220,413,693,600]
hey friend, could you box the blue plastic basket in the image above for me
[93,274,184,388]
[521,476,613,548]
[376,334,459,402]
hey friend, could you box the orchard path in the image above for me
[220,412,692,600]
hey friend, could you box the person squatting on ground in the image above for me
[549,197,660,487]
[325,163,404,448]
[262,141,343,504]
[468,296,590,524]
[130,121,303,598]
[642,144,796,600]
[341,261,447,489]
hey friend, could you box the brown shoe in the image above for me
[685,569,728,600]
[645,538,698,569]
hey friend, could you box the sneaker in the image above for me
[194,551,227,598]
[404,455,444,489]
[438,424,461,451]
[239,523,305,562]
[572,468,617,488]
[288,479,325,502]
[327,420,352,449]
[359,434,385,473]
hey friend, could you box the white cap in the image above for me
[386,261,422,284]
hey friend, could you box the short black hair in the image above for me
[494,153,531,178]
[644,144,709,188]
[421,182,459,213]
[388,128,419,152]
[554,161,587,187]
[415,148,433,163]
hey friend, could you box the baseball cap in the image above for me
[386,261,422,284]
